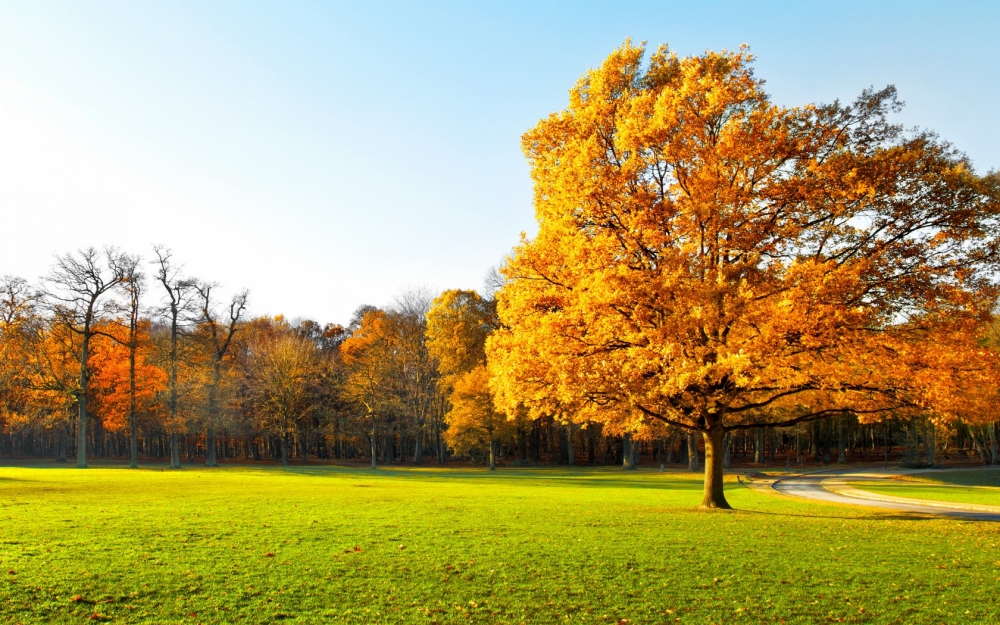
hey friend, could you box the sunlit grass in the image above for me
[850,469,1000,507]
[1,463,999,624]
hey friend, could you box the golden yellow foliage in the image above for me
[488,41,1000,507]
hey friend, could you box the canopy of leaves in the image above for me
[489,41,1000,435]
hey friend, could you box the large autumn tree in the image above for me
[488,42,1000,508]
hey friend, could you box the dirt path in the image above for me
[768,468,1000,522]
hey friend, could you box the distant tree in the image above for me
[119,255,145,467]
[341,309,399,469]
[193,282,248,467]
[427,289,512,469]
[152,247,195,469]
[390,289,438,464]
[44,248,130,468]
[245,320,320,465]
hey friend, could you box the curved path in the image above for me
[769,469,1000,522]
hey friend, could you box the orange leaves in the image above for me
[88,321,165,433]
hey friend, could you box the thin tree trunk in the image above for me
[687,431,700,472]
[566,422,574,466]
[371,416,378,469]
[170,433,180,469]
[837,417,846,464]
[76,336,90,468]
[991,423,998,465]
[622,434,636,470]
[666,430,677,464]
[412,428,423,464]
[925,420,935,465]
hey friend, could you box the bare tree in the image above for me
[153,246,195,469]
[193,281,248,467]
[481,265,507,301]
[44,248,129,468]
[391,288,436,463]
[118,256,144,468]
[0,276,38,326]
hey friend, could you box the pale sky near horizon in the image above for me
[1,1,997,325]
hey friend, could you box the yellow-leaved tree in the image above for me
[488,41,1000,508]
[427,289,514,469]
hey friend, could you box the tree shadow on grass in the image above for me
[730,508,941,522]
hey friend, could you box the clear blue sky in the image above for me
[1,1,996,324]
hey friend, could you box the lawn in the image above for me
[849,469,1000,507]
[1,464,999,624]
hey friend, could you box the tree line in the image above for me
[1,246,997,474]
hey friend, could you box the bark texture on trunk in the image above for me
[700,427,730,509]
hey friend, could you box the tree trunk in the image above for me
[56,425,67,463]
[687,431,700,472]
[566,423,574,466]
[722,431,731,470]
[991,423,998,465]
[925,420,935,465]
[754,428,764,464]
[973,427,991,464]
[622,434,636,470]
[700,427,730,509]
[837,417,846,464]
[371,420,378,469]
[76,337,90,468]
[206,427,218,467]
[489,439,497,470]
[412,430,423,464]
[129,412,138,468]
[281,434,290,465]
[666,430,677,464]
[170,433,180,469]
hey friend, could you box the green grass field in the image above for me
[2,464,999,624]
[850,469,1000,507]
